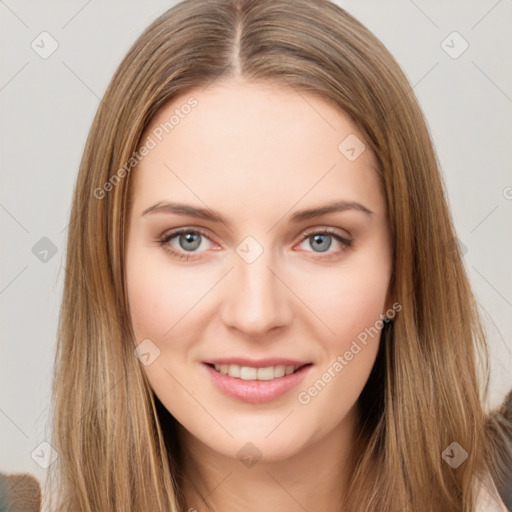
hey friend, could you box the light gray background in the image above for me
[1,0,511,484]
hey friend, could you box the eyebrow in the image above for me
[141,200,373,225]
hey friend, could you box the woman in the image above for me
[46,0,511,510]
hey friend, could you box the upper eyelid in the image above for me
[161,225,350,239]
[301,226,351,238]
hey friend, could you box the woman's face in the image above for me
[125,78,393,461]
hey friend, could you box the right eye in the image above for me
[157,228,217,261]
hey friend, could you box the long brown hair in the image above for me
[46,1,504,510]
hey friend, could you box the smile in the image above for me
[210,363,306,380]
[203,362,313,403]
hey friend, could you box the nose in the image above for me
[219,246,293,338]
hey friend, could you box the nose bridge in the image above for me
[221,240,291,336]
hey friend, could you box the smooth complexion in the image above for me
[125,78,393,512]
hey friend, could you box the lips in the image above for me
[202,359,314,403]
[202,357,311,368]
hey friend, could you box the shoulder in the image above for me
[474,473,509,512]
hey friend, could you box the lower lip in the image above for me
[203,363,313,403]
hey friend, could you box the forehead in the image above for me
[130,79,384,218]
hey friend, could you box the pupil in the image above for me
[180,232,201,251]
[312,234,331,252]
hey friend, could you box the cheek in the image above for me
[294,269,387,427]
[126,248,209,342]
[126,249,207,413]
[291,249,390,402]
[299,262,390,346]
[332,240,391,339]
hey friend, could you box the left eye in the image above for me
[297,229,352,255]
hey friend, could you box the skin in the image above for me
[125,77,393,512]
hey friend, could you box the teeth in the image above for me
[213,364,300,380]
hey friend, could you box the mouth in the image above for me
[205,362,312,381]
[202,361,314,403]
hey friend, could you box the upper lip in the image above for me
[203,358,312,368]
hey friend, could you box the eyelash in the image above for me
[156,227,353,261]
